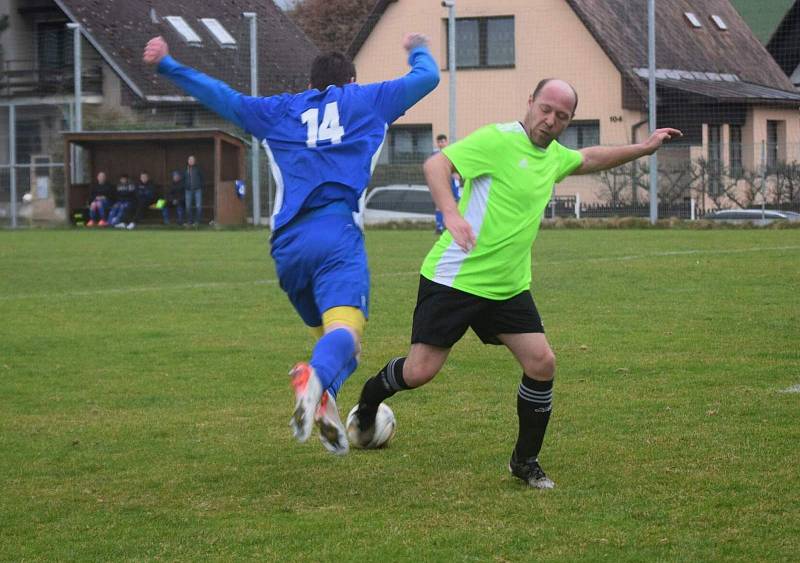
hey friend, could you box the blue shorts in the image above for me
[270,206,370,327]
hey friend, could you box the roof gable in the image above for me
[55,0,319,101]
[346,0,396,59]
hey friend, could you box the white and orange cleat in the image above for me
[315,391,349,455]
[288,362,323,443]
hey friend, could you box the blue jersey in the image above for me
[158,48,439,232]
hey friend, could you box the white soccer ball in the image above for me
[346,403,396,449]
[22,192,33,203]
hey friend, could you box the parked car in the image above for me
[363,185,436,225]
[704,208,800,225]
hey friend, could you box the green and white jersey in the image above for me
[420,121,583,300]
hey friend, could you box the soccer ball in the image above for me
[22,192,33,203]
[346,403,396,449]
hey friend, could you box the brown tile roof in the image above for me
[567,0,798,103]
[54,0,319,101]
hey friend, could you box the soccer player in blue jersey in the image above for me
[143,33,439,455]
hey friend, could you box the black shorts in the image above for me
[411,276,545,348]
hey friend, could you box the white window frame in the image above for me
[711,15,728,30]
[684,12,702,28]
[165,16,202,44]
[200,18,237,47]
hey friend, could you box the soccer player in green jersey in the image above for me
[350,78,681,488]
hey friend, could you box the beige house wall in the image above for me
[353,0,800,209]
[353,0,646,203]
[354,0,639,141]
[742,106,800,167]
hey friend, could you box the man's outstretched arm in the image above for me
[573,128,682,175]
[143,36,252,131]
[364,33,439,123]
[399,33,440,109]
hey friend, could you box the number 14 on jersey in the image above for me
[301,102,345,147]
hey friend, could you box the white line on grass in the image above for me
[779,384,800,394]
[3,245,799,302]
[566,245,800,264]
[0,278,281,301]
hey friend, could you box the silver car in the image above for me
[704,208,800,225]
[363,185,436,225]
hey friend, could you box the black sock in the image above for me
[359,357,408,409]
[514,375,553,462]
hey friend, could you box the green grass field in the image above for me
[1,228,798,561]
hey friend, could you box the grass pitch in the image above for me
[1,228,798,561]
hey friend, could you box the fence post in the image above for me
[575,192,581,219]
[68,23,82,189]
[760,140,766,221]
[68,23,82,132]
[445,0,457,143]
[243,12,260,226]
[648,0,658,225]
[690,197,696,220]
[9,103,16,229]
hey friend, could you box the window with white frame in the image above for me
[711,15,728,30]
[200,18,237,47]
[165,16,202,44]
[684,12,702,28]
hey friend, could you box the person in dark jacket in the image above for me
[162,170,185,225]
[86,171,114,227]
[128,171,157,230]
[184,155,204,226]
[108,174,136,228]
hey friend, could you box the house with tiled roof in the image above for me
[350,0,800,208]
[0,0,318,213]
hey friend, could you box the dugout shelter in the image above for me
[63,129,247,226]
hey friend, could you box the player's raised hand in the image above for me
[643,128,682,154]
[403,32,430,52]
[444,212,477,253]
[143,36,169,65]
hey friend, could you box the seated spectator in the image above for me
[128,171,157,230]
[108,174,136,228]
[161,170,185,225]
[86,171,113,227]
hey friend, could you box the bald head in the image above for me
[523,78,579,148]
[532,78,578,115]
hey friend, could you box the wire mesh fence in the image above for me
[1,0,800,228]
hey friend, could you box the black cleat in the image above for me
[509,452,555,489]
